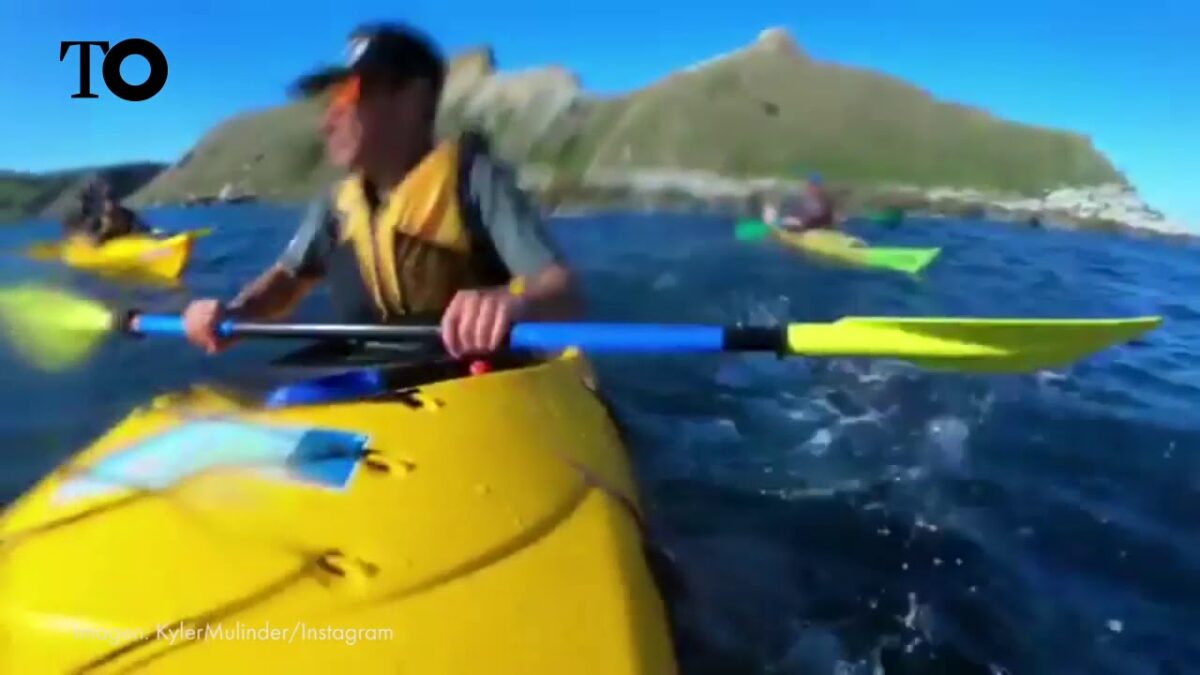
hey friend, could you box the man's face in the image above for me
[321,77,364,168]
[321,76,428,170]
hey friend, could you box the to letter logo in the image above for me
[60,39,168,101]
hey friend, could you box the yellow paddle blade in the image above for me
[0,285,116,372]
[786,316,1162,373]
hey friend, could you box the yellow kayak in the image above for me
[0,350,677,673]
[736,220,940,275]
[771,229,941,276]
[26,230,200,281]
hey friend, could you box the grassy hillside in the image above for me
[0,173,59,221]
[553,48,1117,191]
[0,163,166,223]
[133,99,338,206]
[129,28,1121,206]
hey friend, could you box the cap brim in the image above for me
[289,66,355,99]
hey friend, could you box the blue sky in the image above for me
[2,0,1196,228]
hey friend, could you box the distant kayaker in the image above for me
[61,184,149,244]
[93,185,151,243]
[61,188,100,239]
[61,209,95,240]
[764,173,836,232]
[182,22,577,358]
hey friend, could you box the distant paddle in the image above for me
[0,284,1162,375]
[734,219,774,242]
[865,208,906,228]
[20,227,213,258]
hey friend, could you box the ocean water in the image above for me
[1,206,1198,674]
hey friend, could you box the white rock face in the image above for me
[579,167,795,198]
[927,183,1186,234]
[1040,184,1183,233]
[755,27,802,55]
[458,67,581,120]
[681,27,806,74]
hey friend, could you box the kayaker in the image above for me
[182,22,577,358]
[61,184,149,244]
[92,186,151,244]
[61,210,95,240]
[765,173,836,232]
[61,189,101,239]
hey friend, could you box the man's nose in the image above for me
[322,105,343,133]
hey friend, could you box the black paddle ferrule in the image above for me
[113,309,141,336]
[723,326,786,353]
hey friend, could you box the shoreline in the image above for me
[4,169,1193,243]
[521,167,1192,240]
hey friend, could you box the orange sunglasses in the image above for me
[329,75,361,111]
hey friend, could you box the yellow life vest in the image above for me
[331,141,479,319]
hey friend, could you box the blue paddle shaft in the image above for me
[510,324,725,352]
[134,315,234,337]
[129,314,778,353]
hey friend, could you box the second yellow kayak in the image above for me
[736,219,940,275]
[771,229,941,275]
[27,230,200,281]
[0,350,678,674]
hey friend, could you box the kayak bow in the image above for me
[0,351,678,673]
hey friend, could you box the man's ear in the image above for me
[400,79,438,122]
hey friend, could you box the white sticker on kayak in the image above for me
[54,420,367,504]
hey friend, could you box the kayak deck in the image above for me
[0,351,676,674]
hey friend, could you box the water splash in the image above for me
[923,416,971,472]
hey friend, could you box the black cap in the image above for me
[290,22,445,99]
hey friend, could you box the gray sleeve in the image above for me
[278,194,337,278]
[467,153,561,278]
